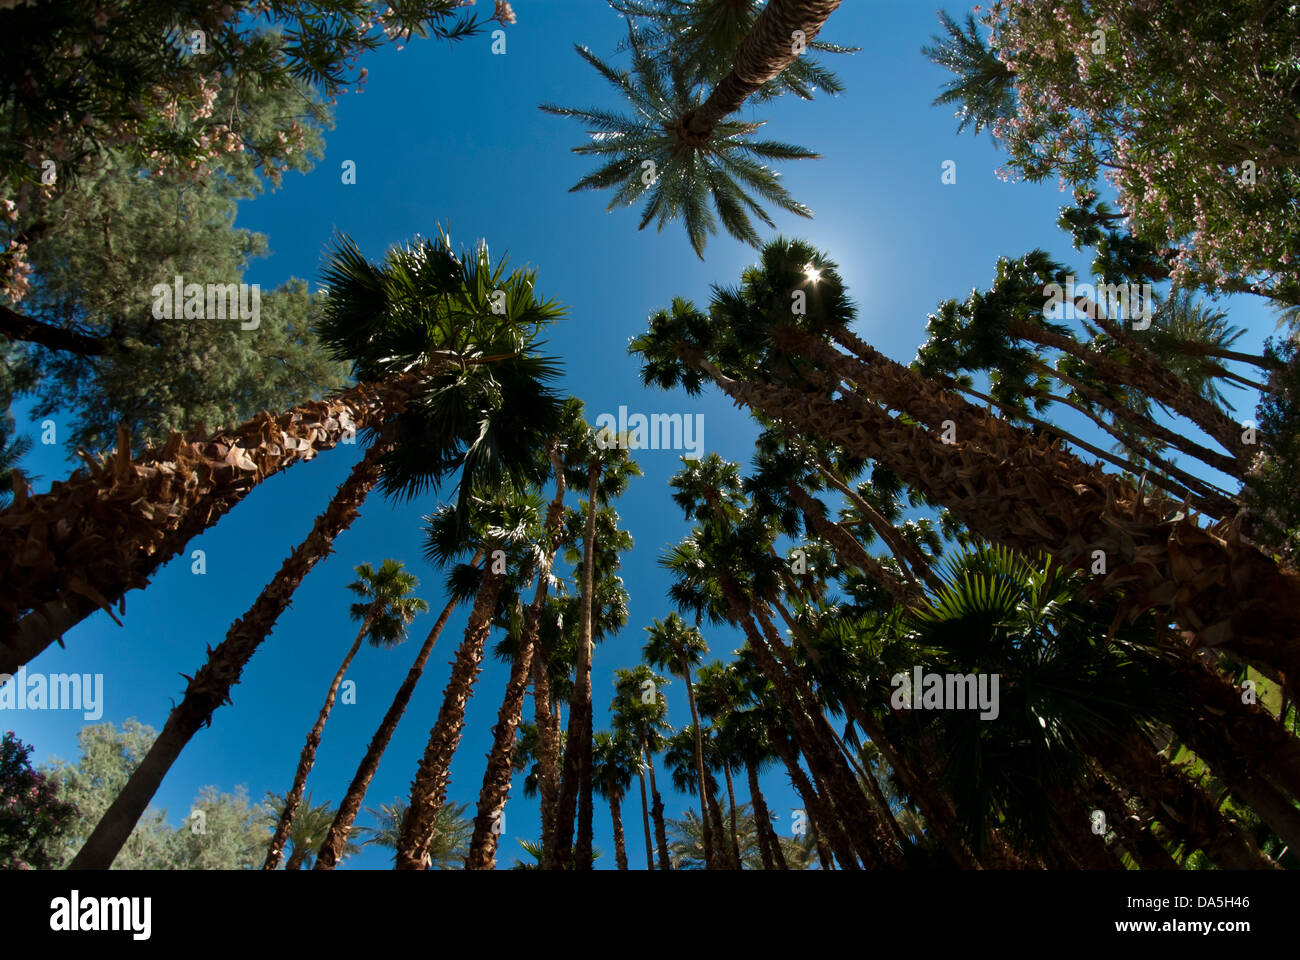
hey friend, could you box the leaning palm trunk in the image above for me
[395,566,506,870]
[264,616,373,869]
[467,461,566,870]
[313,587,467,870]
[683,0,844,138]
[284,846,311,871]
[553,464,601,869]
[68,440,390,869]
[0,375,419,675]
[721,761,742,868]
[1093,734,1278,870]
[682,335,1300,697]
[766,721,839,869]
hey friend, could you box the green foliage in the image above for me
[357,798,472,869]
[1246,334,1300,560]
[35,719,269,869]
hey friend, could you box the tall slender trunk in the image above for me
[264,616,372,870]
[681,666,715,868]
[704,772,731,868]
[767,720,845,869]
[747,762,785,870]
[635,763,655,870]
[644,740,673,870]
[609,787,629,870]
[68,440,389,869]
[314,586,466,870]
[284,846,311,871]
[1,376,419,673]
[554,464,601,868]
[721,760,742,868]
[394,565,506,869]
[467,459,566,870]
[533,649,562,864]
[683,0,844,138]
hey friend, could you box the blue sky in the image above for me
[5,2,1276,868]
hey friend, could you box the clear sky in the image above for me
[5,1,1276,868]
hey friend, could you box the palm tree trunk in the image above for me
[467,461,566,870]
[684,0,844,138]
[681,340,1300,698]
[681,665,715,868]
[609,787,629,870]
[67,440,390,869]
[766,719,844,869]
[704,772,731,867]
[1,375,419,675]
[313,586,466,870]
[284,846,311,871]
[721,760,742,868]
[264,616,372,870]
[554,464,601,868]
[644,739,673,871]
[394,565,506,870]
[1093,734,1279,870]
[533,649,562,865]
[747,762,785,870]
[635,763,655,869]
[1086,775,1181,870]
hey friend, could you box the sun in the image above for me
[803,263,822,283]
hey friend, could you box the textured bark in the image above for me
[0,374,419,674]
[313,588,465,870]
[687,338,1300,697]
[395,567,505,870]
[703,772,732,868]
[1094,734,1279,870]
[553,464,601,869]
[284,846,310,871]
[747,762,785,870]
[1044,784,1125,870]
[533,649,562,864]
[684,0,844,138]
[1085,775,1181,870]
[721,761,743,868]
[467,462,566,870]
[68,441,388,869]
[767,721,840,869]
[645,742,673,871]
[608,788,629,870]
[788,483,917,605]
[264,617,371,870]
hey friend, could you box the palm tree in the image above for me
[610,0,857,102]
[69,232,565,870]
[542,0,848,256]
[314,583,472,869]
[921,10,1015,137]
[631,236,1300,699]
[592,730,638,870]
[263,559,427,869]
[642,612,715,866]
[552,431,639,869]
[0,229,564,675]
[0,419,31,509]
[357,799,473,870]
[395,486,544,869]
[612,664,675,869]
[261,791,361,871]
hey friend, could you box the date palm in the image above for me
[263,559,427,869]
[260,791,361,871]
[541,13,825,258]
[357,798,472,870]
[611,0,856,103]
